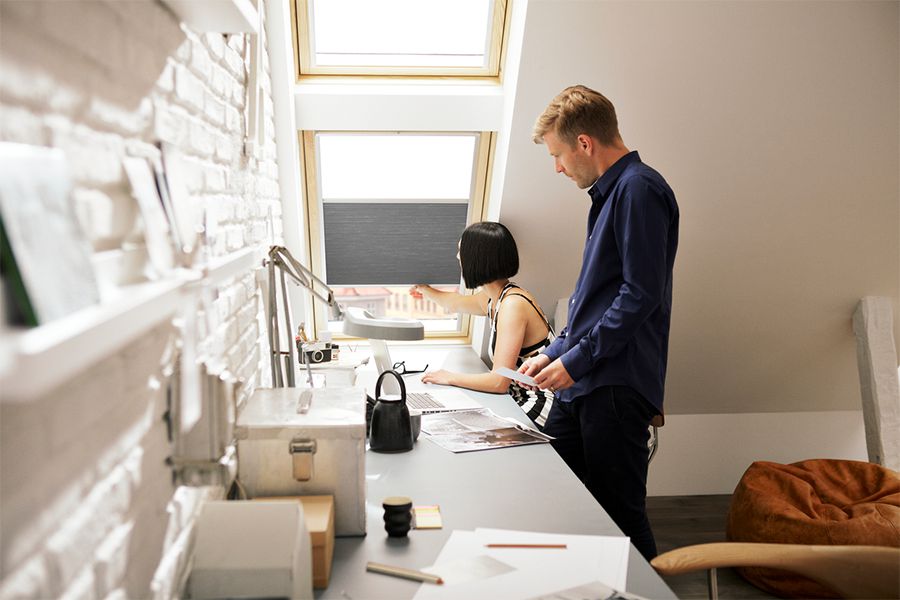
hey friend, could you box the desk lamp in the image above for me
[265,245,342,388]
[264,246,423,394]
[342,306,424,395]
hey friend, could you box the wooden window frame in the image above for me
[292,0,510,79]
[300,130,494,341]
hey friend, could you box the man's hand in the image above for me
[519,354,550,378]
[533,359,575,393]
[518,355,549,391]
[520,355,574,393]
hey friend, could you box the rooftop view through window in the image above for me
[327,285,461,336]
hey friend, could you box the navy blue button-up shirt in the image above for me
[543,151,678,413]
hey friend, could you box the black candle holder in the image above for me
[382,496,413,537]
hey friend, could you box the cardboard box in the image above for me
[188,500,313,600]
[256,495,335,589]
[301,495,335,589]
[236,387,366,536]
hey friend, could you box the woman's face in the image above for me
[456,240,469,282]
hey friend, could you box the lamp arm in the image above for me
[266,245,342,317]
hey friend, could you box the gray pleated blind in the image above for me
[323,203,467,285]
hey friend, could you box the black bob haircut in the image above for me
[459,221,519,289]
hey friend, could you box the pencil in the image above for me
[366,561,444,585]
[485,543,568,549]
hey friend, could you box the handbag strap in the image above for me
[375,369,406,401]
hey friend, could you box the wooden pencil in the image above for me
[366,561,444,585]
[485,543,568,549]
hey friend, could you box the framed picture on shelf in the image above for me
[159,142,202,261]
[148,150,185,258]
[0,142,99,326]
[123,156,176,279]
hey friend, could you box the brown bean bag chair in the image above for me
[726,459,900,598]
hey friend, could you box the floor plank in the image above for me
[646,494,779,600]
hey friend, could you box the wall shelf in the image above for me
[162,0,259,34]
[0,247,262,403]
[201,247,261,287]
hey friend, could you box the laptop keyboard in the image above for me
[406,392,444,410]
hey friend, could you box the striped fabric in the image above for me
[488,282,556,429]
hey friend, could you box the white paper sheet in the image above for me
[495,366,538,388]
[422,554,515,585]
[412,528,630,600]
[527,580,651,600]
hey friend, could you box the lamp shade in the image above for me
[341,307,424,341]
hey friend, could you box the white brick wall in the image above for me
[0,0,281,596]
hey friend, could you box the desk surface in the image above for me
[317,346,675,599]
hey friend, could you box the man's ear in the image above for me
[576,134,593,154]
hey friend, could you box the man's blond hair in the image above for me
[532,85,620,147]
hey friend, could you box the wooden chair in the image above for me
[651,542,900,600]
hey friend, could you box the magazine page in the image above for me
[421,408,552,453]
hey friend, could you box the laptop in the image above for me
[402,388,483,414]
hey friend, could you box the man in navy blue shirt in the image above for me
[522,85,679,560]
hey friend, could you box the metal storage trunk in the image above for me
[236,387,367,536]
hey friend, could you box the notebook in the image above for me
[404,388,483,414]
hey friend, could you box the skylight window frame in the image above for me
[292,0,510,78]
[300,130,493,341]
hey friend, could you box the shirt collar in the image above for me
[588,150,641,202]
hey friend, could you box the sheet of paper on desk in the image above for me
[412,528,629,600]
[422,552,515,586]
[527,580,651,600]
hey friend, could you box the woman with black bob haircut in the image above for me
[459,221,519,289]
[410,221,556,429]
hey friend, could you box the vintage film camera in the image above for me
[297,340,339,364]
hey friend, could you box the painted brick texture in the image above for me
[0,0,280,597]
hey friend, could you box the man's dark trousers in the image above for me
[543,385,658,561]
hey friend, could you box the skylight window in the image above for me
[318,134,476,200]
[302,132,491,338]
[296,0,508,76]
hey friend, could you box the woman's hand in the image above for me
[409,284,426,299]
[421,369,454,386]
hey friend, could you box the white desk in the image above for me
[317,346,676,599]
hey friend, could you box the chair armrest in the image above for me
[651,542,900,600]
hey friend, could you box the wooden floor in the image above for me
[646,494,779,600]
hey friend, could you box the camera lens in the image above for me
[311,350,325,363]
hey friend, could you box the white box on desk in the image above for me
[236,386,367,536]
[188,500,313,600]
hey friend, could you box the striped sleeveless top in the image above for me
[487,282,556,429]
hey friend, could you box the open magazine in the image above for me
[421,408,553,453]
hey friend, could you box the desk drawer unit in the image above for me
[236,387,366,536]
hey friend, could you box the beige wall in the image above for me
[500,0,900,415]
